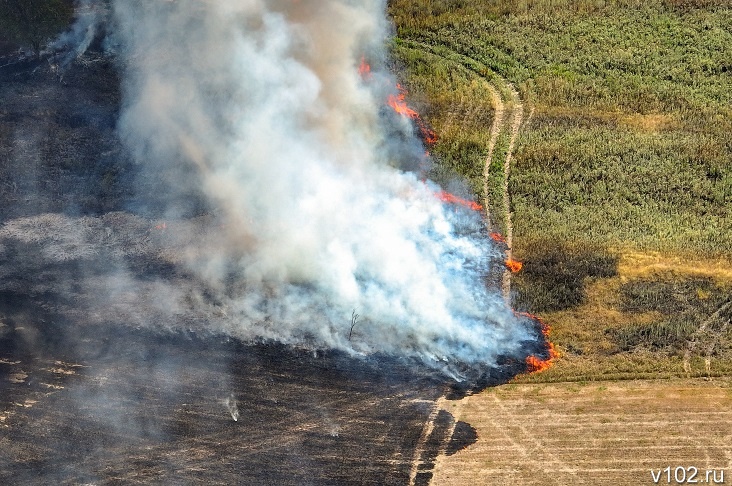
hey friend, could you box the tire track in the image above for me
[409,396,446,486]
[482,86,505,230]
[501,86,524,303]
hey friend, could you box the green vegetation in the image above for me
[0,0,74,55]
[388,0,732,381]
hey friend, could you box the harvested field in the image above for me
[431,380,732,485]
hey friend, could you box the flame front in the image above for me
[505,258,523,273]
[435,190,483,212]
[387,84,438,146]
[490,232,506,243]
[381,80,481,212]
[519,312,560,374]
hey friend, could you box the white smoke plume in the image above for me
[108,0,536,375]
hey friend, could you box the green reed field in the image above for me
[387,0,732,381]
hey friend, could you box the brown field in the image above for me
[431,379,732,485]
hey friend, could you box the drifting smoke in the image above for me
[100,0,536,375]
[49,0,106,70]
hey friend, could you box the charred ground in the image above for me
[0,39,544,484]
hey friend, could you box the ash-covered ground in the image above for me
[0,44,537,484]
[0,315,457,485]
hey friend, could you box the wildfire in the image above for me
[435,190,483,212]
[490,232,506,243]
[517,312,560,374]
[505,258,523,273]
[357,56,554,377]
[387,84,438,146]
[387,84,419,118]
[525,342,559,373]
[375,74,478,212]
[358,55,371,80]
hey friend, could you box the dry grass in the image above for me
[616,251,732,282]
[511,248,732,382]
[432,379,732,485]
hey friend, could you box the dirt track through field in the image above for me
[499,84,523,303]
[430,380,732,485]
[482,86,504,230]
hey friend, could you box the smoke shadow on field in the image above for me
[446,420,478,455]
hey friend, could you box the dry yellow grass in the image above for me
[432,379,732,485]
[509,249,732,382]
[532,105,679,133]
[615,250,732,283]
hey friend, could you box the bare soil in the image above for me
[431,380,732,485]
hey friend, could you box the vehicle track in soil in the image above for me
[498,84,524,303]
[396,41,526,305]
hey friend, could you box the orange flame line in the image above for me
[387,84,419,118]
[387,84,438,146]
[435,190,483,212]
[490,232,506,243]
[516,311,560,374]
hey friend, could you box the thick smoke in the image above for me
[107,0,534,374]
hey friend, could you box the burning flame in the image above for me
[518,312,560,374]
[387,84,420,118]
[435,190,482,212]
[387,84,438,146]
[355,57,555,376]
[490,232,506,243]
[358,55,371,80]
[378,79,480,212]
[505,258,523,273]
[378,67,528,293]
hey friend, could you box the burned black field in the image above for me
[0,253,512,484]
[1,316,447,484]
[0,48,536,484]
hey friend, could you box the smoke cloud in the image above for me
[101,0,536,376]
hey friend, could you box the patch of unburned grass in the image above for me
[390,0,732,256]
